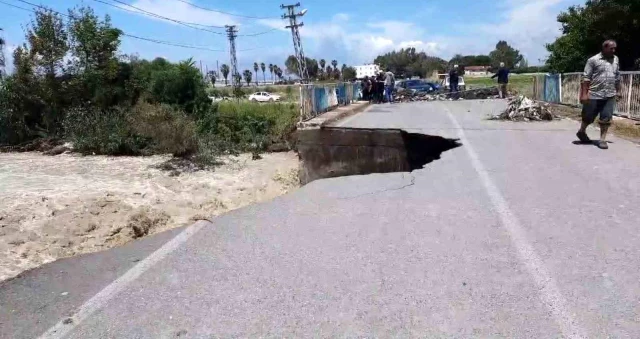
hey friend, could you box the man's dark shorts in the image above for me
[582,98,615,125]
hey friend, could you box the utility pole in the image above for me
[225,25,240,90]
[281,3,308,83]
[0,28,6,81]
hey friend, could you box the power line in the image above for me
[173,0,280,20]
[123,34,225,51]
[94,0,279,37]
[94,0,226,33]
[91,0,220,29]
[0,0,266,52]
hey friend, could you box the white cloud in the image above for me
[2,43,17,74]
[251,0,575,66]
[464,0,572,63]
[256,18,288,31]
[126,0,238,27]
[332,13,350,22]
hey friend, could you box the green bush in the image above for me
[130,102,198,156]
[196,101,297,155]
[63,106,149,155]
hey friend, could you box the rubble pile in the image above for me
[394,87,501,103]
[490,95,556,121]
[395,89,447,102]
[460,87,499,100]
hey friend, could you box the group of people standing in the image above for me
[361,69,396,104]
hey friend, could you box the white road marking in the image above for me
[443,105,587,339]
[37,220,210,339]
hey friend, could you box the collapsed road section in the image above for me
[297,127,461,184]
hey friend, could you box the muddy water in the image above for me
[0,152,299,281]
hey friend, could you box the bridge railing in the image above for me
[533,71,640,119]
[299,82,361,121]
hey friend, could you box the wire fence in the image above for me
[299,82,361,121]
[533,71,640,119]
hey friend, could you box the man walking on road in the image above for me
[491,62,509,98]
[577,40,621,149]
[449,65,460,100]
[384,68,395,103]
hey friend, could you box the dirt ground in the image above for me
[0,152,299,281]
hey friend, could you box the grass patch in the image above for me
[465,75,534,97]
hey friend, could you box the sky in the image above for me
[0,0,584,75]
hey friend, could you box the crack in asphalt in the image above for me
[338,174,416,200]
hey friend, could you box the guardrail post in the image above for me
[626,74,634,118]
[559,74,563,104]
[298,84,303,123]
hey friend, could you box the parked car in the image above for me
[441,76,466,91]
[209,95,230,103]
[248,92,282,102]
[395,79,438,93]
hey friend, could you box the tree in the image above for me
[546,0,640,72]
[319,59,326,79]
[331,60,338,74]
[268,63,274,82]
[243,69,252,86]
[253,62,259,85]
[67,6,123,108]
[284,55,318,79]
[274,66,283,81]
[25,8,69,133]
[220,64,229,85]
[374,48,447,79]
[260,62,266,84]
[489,41,523,70]
[207,70,217,86]
[68,6,121,72]
[285,55,299,76]
[332,67,340,80]
[306,58,319,79]
[342,66,357,80]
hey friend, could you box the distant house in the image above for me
[354,64,381,79]
[464,65,491,77]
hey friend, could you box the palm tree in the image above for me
[207,70,217,86]
[326,65,332,76]
[268,64,274,83]
[341,64,347,80]
[243,69,252,87]
[220,64,230,86]
[253,62,259,85]
[331,60,338,71]
[319,59,326,80]
[260,62,266,84]
[274,66,283,82]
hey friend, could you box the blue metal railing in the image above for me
[300,82,362,121]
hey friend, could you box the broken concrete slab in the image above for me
[297,127,461,184]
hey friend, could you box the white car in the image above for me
[209,95,230,103]
[441,75,466,91]
[248,92,281,102]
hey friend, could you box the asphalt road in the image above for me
[3,100,640,338]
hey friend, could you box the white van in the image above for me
[441,75,466,91]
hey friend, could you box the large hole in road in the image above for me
[297,127,461,184]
